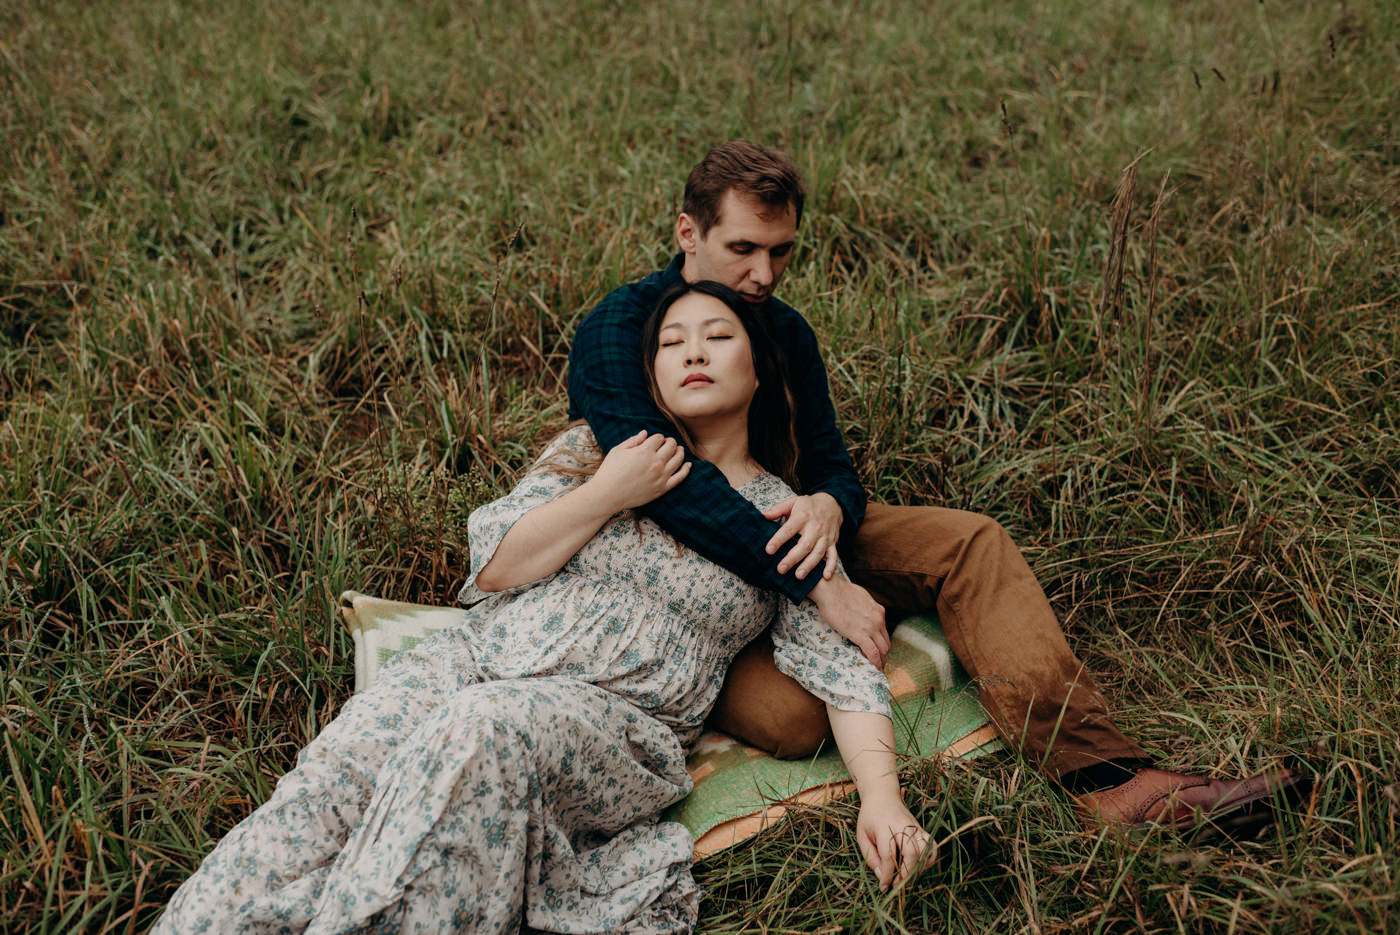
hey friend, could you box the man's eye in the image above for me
[731,245,752,255]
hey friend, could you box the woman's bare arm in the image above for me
[827,706,932,891]
[475,432,689,591]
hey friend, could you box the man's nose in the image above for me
[749,253,773,286]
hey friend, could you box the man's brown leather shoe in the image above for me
[1072,765,1307,838]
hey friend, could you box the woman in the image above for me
[155,281,931,934]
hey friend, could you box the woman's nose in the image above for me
[685,343,707,365]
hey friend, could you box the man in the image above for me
[567,139,1302,833]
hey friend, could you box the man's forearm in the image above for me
[644,464,819,603]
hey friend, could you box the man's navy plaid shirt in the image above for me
[567,254,866,604]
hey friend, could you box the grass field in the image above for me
[2,0,1398,931]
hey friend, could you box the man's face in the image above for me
[677,189,798,304]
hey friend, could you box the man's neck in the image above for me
[679,254,700,284]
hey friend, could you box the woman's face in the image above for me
[652,292,758,429]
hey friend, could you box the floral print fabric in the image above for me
[154,425,889,933]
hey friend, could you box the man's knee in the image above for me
[714,685,831,760]
[709,637,834,759]
[852,505,1022,606]
[906,506,1011,555]
[954,511,1021,568]
[766,695,834,759]
[862,503,1008,548]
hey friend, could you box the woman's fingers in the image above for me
[853,633,881,669]
[874,628,891,666]
[861,826,896,888]
[663,460,691,491]
[857,827,881,875]
[845,615,889,668]
[892,827,931,889]
[665,445,686,473]
[597,433,690,508]
[636,436,685,496]
[857,803,932,891]
[655,440,684,482]
[864,821,932,891]
[875,828,897,890]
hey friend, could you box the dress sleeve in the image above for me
[455,426,594,606]
[770,571,892,717]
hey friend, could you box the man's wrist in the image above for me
[811,490,845,529]
[782,565,820,603]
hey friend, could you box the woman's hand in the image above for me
[828,709,929,891]
[588,430,691,512]
[809,576,890,668]
[477,430,688,592]
[856,796,933,892]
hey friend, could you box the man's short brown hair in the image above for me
[682,140,806,235]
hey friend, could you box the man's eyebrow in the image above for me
[724,238,794,250]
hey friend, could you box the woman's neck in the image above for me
[686,417,760,488]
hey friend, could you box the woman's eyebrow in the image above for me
[659,317,733,331]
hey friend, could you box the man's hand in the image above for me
[856,797,933,892]
[763,492,844,580]
[809,577,889,668]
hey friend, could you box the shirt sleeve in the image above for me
[568,293,819,603]
[777,310,867,537]
[771,577,892,716]
[456,425,593,606]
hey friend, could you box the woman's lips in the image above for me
[682,374,712,386]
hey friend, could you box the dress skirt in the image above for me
[154,640,698,934]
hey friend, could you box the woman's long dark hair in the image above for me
[641,280,802,491]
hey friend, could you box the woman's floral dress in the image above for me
[154,426,890,934]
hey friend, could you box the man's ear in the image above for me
[676,213,700,253]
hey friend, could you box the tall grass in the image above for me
[2,0,1397,931]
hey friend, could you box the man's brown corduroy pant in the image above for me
[707,503,1149,780]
